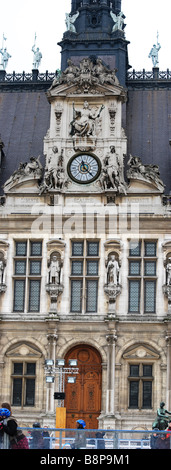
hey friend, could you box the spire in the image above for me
[59,0,129,86]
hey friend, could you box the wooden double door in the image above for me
[64,345,102,429]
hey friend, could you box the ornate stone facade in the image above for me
[0,3,171,432]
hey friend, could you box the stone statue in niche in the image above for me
[0,259,5,284]
[106,254,119,286]
[46,251,64,315]
[0,252,7,293]
[47,254,61,285]
[104,252,121,316]
[70,101,105,137]
[127,155,165,191]
[166,258,171,286]
[65,11,79,33]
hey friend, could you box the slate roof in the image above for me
[0,89,50,194]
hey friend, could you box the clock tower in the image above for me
[59,0,129,86]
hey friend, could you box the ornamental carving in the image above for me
[127,154,165,192]
[50,57,123,95]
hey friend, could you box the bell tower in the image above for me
[59,0,129,86]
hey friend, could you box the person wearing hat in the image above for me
[29,422,44,449]
[0,402,29,449]
[74,419,87,449]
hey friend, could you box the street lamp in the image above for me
[44,358,79,405]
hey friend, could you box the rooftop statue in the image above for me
[0,34,11,70]
[110,10,125,32]
[148,32,161,68]
[65,11,79,33]
[32,33,42,69]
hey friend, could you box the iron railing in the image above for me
[1,427,171,450]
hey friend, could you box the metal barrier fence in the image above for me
[1,428,171,450]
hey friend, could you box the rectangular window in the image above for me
[129,364,153,410]
[129,241,141,257]
[29,280,41,312]
[13,241,42,313]
[87,241,99,257]
[30,241,42,257]
[129,381,139,408]
[16,242,27,257]
[71,261,83,276]
[129,280,140,313]
[145,242,156,257]
[128,240,157,315]
[71,241,99,314]
[87,260,98,276]
[86,280,98,312]
[71,280,82,312]
[142,381,152,409]
[129,261,141,276]
[13,280,25,312]
[12,362,36,407]
[72,242,83,257]
[144,261,156,276]
[15,260,26,275]
[144,280,156,313]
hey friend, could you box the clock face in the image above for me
[68,154,101,184]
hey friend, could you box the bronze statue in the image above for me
[152,402,171,430]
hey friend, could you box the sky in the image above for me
[0,0,171,73]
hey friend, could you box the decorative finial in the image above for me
[148,31,161,68]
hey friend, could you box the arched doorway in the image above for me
[64,344,102,429]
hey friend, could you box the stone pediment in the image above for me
[123,344,160,360]
[47,81,126,100]
[6,342,42,358]
[47,57,127,102]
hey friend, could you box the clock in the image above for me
[68,153,101,184]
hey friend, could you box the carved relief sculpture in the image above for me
[70,101,105,138]
[127,155,165,192]
[50,57,122,95]
[4,156,43,192]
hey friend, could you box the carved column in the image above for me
[106,332,117,416]
[166,335,171,410]
[46,333,58,415]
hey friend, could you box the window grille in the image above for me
[70,241,99,313]
[71,280,83,312]
[129,280,140,313]
[129,363,153,409]
[12,362,36,407]
[128,240,157,314]
[13,241,42,313]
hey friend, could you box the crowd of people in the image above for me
[0,402,171,449]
